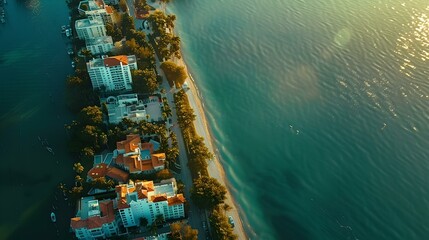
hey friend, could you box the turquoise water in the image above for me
[171,0,429,239]
[0,0,74,239]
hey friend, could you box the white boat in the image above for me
[46,147,55,155]
[51,212,56,223]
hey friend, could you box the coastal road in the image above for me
[156,57,210,240]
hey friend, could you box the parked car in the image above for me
[228,216,235,228]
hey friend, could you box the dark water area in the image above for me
[170,0,429,239]
[0,0,75,239]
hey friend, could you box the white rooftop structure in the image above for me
[78,0,113,24]
[86,36,114,55]
[104,94,147,124]
[75,17,107,40]
[102,94,163,124]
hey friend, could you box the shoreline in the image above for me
[170,47,249,239]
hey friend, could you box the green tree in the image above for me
[69,186,84,198]
[132,69,158,93]
[75,175,83,185]
[91,177,115,190]
[65,75,99,112]
[121,13,135,38]
[79,106,103,126]
[67,76,83,86]
[209,207,237,240]
[73,162,84,174]
[155,169,173,180]
[106,23,123,42]
[81,147,95,161]
[140,217,148,228]
[119,0,128,12]
[222,203,232,213]
[191,176,227,209]
[79,125,108,151]
[160,61,187,88]
[154,214,164,226]
[170,222,198,240]
[81,49,93,61]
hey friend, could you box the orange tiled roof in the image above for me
[88,163,129,183]
[140,181,154,191]
[167,194,186,206]
[152,153,165,167]
[105,5,113,14]
[88,163,108,178]
[151,194,168,203]
[70,200,116,230]
[104,55,128,67]
[106,167,129,183]
[115,135,165,173]
[71,217,86,229]
[117,134,140,152]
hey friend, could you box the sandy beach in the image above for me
[171,55,249,239]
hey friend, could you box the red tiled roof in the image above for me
[152,153,165,167]
[167,194,186,206]
[104,55,128,67]
[114,135,165,174]
[105,5,113,14]
[70,217,86,229]
[88,163,108,178]
[106,167,129,183]
[117,198,130,209]
[70,200,116,230]
[151,194,168,203]
[117,134,140,152]
[88,163,129,183]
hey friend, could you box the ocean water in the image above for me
[170,0,429,239]
[0,0,74,239]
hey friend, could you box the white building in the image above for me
[87,55,137,91]
[116,179,186,228]
[70,197,120,240]
[104,94,147,124]
[86,36,114,55]
[78,0,114,24]
[75,17,107,40]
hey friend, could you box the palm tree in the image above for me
[222,203,232,213]
[81,49,93,61]
[149,223,158,235]
[140,217,148,229]
[75,175,83,186]
[155,214,164,226]
[73,162,84,174]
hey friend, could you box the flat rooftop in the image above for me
[154,183,175,197]
[75,18,103,28]
[86,36,113,46]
